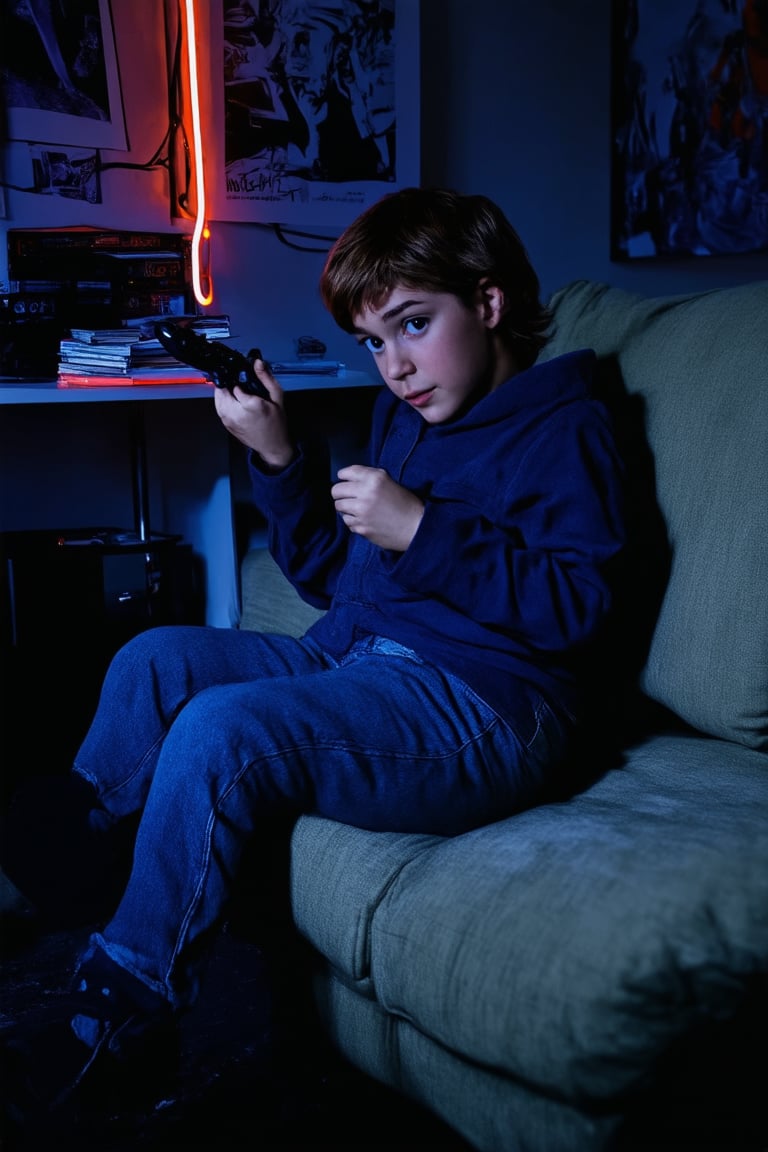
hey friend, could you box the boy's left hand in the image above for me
[332,465,424,552]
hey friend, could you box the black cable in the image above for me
[1,1,186,201]
[1,0,339,252]
[165,0,192,216]
[271,223,337,253]
[0,123,177,192]
[98,123,173,173]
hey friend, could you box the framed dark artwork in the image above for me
[0,0,127,150]
[201,0,420,227]
[611,0,768,260]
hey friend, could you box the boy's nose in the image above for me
[385,349,414,381]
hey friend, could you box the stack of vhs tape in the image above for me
[4,227,196,378]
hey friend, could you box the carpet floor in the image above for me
[0,918,475,1151]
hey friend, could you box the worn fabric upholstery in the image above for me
[291,735,768,1096]
[239,546,324,636]
[541,280,768,752]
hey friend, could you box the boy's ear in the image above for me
[476,277,507,329]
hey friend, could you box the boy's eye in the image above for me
[403,316,428,335]
[358,316,428,354]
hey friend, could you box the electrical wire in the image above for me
[271,223,336,253]
[0,4,189,205]
[0,3,339,257]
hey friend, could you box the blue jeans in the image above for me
[74,625,569,1009]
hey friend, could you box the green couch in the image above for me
[238,279,768,1151]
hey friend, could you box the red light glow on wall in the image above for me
[182,0,212,307]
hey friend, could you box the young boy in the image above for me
[2,187,626,1127]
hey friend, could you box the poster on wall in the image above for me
[611,0,768,260]
[203,0,420,227]
[0,0,127,151]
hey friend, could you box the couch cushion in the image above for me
[312,972,621,1152]
[541,279,768,751]
[289,819,440,993]
[291,733,768,1104]
[238,547,324,635]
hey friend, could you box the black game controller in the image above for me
[154,319,270,398]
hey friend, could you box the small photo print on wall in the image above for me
[0,0,127,151]
[30,144,101,202]
[203,0,420,226]
[611,0,768,259]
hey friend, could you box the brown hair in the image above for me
[319,187,552,368]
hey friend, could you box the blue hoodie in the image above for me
[249,350,627,725]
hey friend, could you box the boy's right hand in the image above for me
[332,465,424,552]
[214,359,296,471]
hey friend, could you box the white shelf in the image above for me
[0,370,378,404]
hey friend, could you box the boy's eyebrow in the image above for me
[352,298,426,333]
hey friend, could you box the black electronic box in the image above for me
[2,227,194,378]
[0,528,203,794]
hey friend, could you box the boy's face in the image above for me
[351,285,506,424]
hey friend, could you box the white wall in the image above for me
[417,0,768,300]
[3,0,766,376]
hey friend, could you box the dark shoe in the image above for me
[1,948,179,1136]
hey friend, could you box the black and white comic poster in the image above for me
[203,0,419,226]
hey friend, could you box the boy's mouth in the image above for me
[403,386,435,408]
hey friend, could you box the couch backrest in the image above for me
[541,279,768,752]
